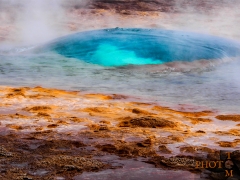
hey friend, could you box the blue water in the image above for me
[1,28,240,113]
[39,28,240,66]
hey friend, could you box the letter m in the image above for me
[225,170,233,177]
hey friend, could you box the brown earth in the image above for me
[0,86,240,179]
[216,115,240,122]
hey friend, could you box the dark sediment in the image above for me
[1,86,240,179]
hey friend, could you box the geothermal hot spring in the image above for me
[1,28,240,113]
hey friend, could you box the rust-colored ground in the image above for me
[0,86,240,179]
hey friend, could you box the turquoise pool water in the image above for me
[40,28,240,66]
[1,28,240,113]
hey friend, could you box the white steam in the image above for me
[0,0,240,44]
[171,0,240,40]
[16,0,65,44]
[0,0,88,45]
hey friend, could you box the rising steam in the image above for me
[0,0,88,45]
[0,0,240,45]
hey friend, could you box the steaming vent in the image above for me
[38,28,240,67]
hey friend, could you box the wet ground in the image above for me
[0,86,240,179]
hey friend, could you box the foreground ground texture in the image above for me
[0,86,240,179]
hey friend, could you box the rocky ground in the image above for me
[0,86,240,179]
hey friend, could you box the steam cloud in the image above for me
[0,0,240,44]
[0,0,88,45]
